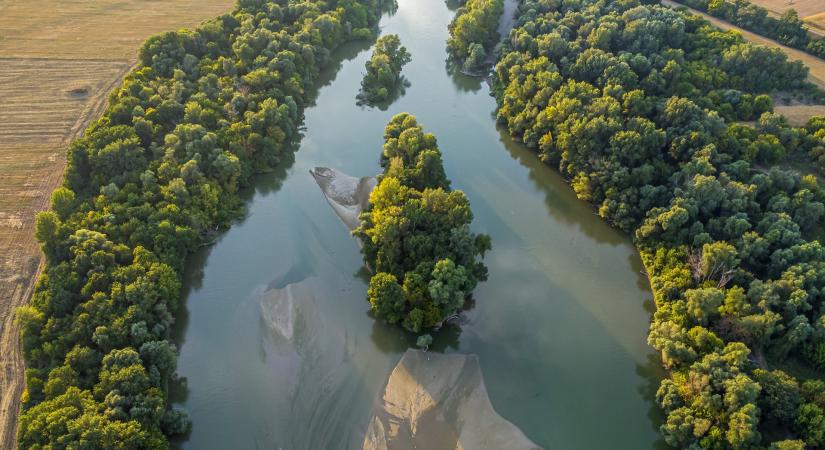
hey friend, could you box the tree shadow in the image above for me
[445,57,485,93]
[356,76,411,110]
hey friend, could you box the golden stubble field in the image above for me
[747,0,825,33]
[0,0,233,446]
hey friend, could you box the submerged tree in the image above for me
[359,34,412,105]
[355,113,490,333]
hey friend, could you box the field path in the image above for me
[0,1,234,447]
[662,0,825,89]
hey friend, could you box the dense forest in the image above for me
[671,0,825,60]
[494,0,825,447]
[354,113,490,338]
[359,34,412,104]
[16,0,392,447]
[447,0,505,71]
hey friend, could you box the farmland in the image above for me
[0,0,233,447]
[747,0,825,33]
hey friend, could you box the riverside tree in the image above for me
[447,0,503,72]
[354,113,490,333]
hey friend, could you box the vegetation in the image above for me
[15,0,391,447]
[359,34,411,105]
[494,0,825,447]
[447,0,504,72]
[809,116,825,171]
[354,113,490,333]
[672,0,825,60]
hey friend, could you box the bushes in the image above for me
[354,113,490,333]
[18,0,391,447]
[494,0,825,446]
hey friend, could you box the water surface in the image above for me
[174,0,665,448]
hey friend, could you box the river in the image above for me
[173,0,666,448]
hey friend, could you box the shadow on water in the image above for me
[369,312,463,354]
[306,38,375,110]
[497,124,631,246]
[446,60,485,92]
[638,351,670,450]
[356,76,411,111]
[444,0,464,11]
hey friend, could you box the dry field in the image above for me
[808,12,825,34]
[0,0,234,447]
[775,104,825,125]
[748,0,824,20]
[746,0,825,35]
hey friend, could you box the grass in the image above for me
[0,1,234,448]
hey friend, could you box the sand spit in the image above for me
[310,167,376,232]
[364,350,542,450]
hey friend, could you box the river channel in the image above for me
[174,0,666,447]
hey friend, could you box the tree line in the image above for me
[494,0,825,447]
[672,0,825,60]
[447,0,505,72]
[354,113,490,338]
[16,0,392,447]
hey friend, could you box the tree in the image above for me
[355,114,489,333]
[359,34,411,104]
[368,272,406,324]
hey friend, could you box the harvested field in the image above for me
[0,0,234,59]
[747,0,824,23]
[808,12,825,34]
[0,0,234,447]
[775,104,825,126]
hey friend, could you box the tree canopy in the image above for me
[359,34,412,105]
[494,0,825,447]
[354,113,490,333]
[447,0,504,72]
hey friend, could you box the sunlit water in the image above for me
[173,0,666,448]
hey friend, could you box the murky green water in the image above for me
[173,0,665,448]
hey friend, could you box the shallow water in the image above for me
[173,0,666,448]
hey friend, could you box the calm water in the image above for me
[173,0,665,448]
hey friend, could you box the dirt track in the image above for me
[662,0,825,89]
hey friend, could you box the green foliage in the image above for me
[359,34,411,104]
[493,0,825,447]
[17,0,389,447]
[355,113,489,333]
[447,0,503,72]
